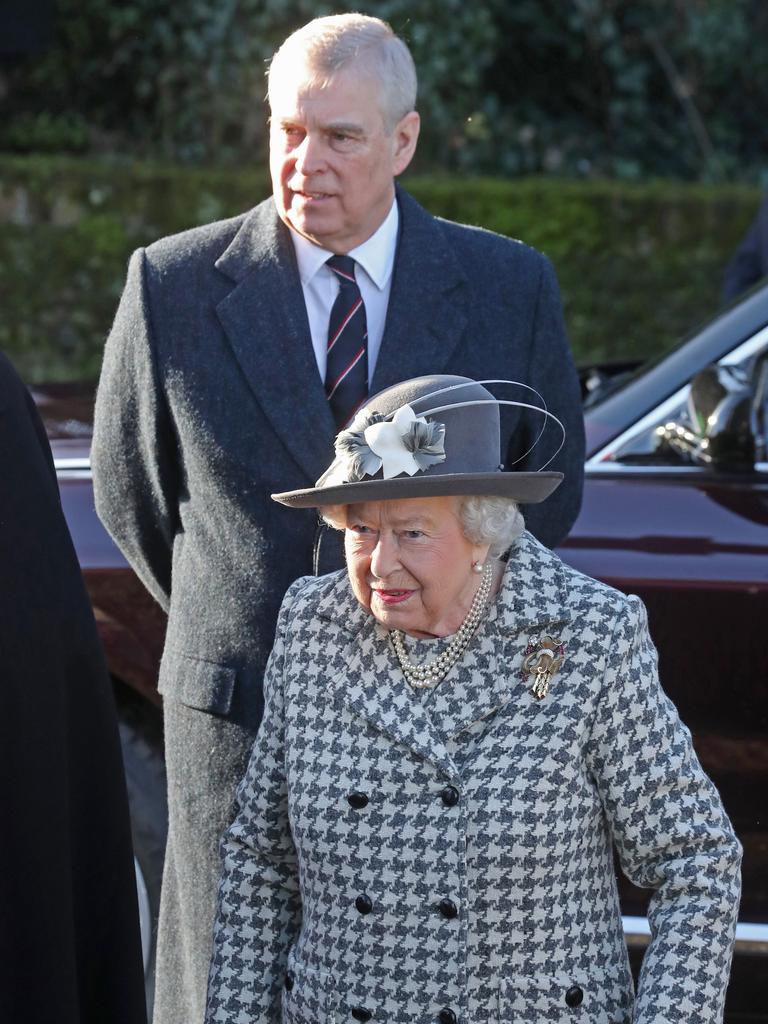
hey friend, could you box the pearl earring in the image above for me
[472,560,485,574]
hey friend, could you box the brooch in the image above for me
[521,635,566,700]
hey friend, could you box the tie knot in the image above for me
[326,254,357,284]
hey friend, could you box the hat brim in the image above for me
[272,471,563,509]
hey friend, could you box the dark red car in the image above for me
[39,283,768,1019]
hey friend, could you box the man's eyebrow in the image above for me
[323,121,366,135]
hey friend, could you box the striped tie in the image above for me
[325,254,368,429]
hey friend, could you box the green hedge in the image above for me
[5,1,768,181]
[0,155,762,381]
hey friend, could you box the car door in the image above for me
[558,326,768,1021]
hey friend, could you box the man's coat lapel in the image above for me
[372,189,469,392]
[213,190,471,484]
[214,201,337,484]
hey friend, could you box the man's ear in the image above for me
[392,111,420,176]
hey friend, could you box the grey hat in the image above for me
[271,375,564,508]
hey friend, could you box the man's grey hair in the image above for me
[319,494,525,559]
[267,13,417,133]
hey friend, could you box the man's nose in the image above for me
[293,133,324,175]
[370,533,399,578]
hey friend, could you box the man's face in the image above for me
[269,62,419,253]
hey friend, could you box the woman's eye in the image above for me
[350,524,372,535]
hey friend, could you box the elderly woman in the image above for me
[205,376,740,1024]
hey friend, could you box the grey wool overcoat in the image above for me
[92,187,585,1023]
[205,532,741,1024]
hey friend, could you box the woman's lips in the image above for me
[372,589,413,606]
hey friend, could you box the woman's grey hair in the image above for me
[319,495,525,559]
[267,14,418,133]
[458,496,525,559]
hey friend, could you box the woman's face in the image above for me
[344,496,489,638]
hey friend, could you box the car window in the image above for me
[590,325,768,471]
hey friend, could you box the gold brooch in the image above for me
[522,635,566,700]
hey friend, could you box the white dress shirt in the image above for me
[288,200,399,387]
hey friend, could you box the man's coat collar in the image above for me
[212,189,470,485]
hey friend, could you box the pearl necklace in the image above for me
[389,562,494,689]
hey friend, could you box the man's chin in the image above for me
[282,211,335,250]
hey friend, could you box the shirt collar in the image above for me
[289,199,399,290]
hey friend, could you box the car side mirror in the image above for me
[655,363,756,471]
[752,353,768,464]
[688,364,756,470]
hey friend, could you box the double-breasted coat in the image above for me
[92,188,585,1022]
[205,532,740,1024]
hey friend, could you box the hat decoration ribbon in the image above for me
[330,404,446,484]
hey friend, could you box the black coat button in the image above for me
[438,1009,457,1024]
[438,897,458,919]
[440,786,460,807]
[284,972,294,992]
[348,792,369,810]
[351,1009,372,1022]
[565,985,584,1008]
[355,893,373,915]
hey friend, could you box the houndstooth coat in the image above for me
[205,532,741,1024]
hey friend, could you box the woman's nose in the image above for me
[370,534,398,578]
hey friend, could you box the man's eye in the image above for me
[403,530,423,540]
[350,524,372,535]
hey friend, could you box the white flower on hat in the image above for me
[332,404,446,483]
[365,405,422,478]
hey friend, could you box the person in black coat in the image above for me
[722,192,768,303]
[0,351,147,1024]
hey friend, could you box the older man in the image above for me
[92,13,585,1024]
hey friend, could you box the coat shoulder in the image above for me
[142,210,251,272]
[281,569,359,627]
[432,214,554,300]
[141,195,277,275]
[0,351,27,408]
[560,553,637,617]
[516,531,643,630]
[397,187,551,285]
[437,214,547,266]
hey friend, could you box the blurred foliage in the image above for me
[1,156,761,381]
[0,0,495,167]
[469,0,768,182]
[1,0,767,179]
